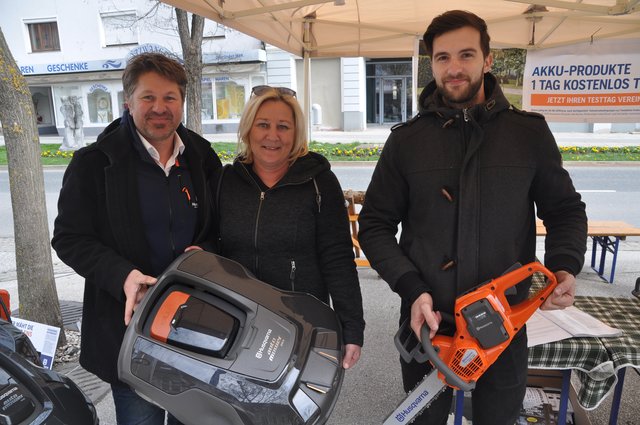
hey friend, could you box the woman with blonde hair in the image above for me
[215,85,365,369]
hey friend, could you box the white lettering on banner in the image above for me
[523,39,640,123]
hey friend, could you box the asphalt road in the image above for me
[0,164,639,237]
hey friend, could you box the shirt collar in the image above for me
[137,131,185,176]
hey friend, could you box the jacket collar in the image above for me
[418,73,510,124]
[95,110,194,165]
[233,151,330,187]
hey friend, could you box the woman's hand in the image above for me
[342,344,362,369]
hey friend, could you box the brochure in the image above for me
[527,306,622,347]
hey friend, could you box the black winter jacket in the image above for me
[359,74,587,320]
[217,152,365,346]
[51,112,221,383]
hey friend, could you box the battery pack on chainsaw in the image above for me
[118,251,345,425]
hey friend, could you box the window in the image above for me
[203,20,225,40]
[88,89,113,124]
[101,12,138,46]
[201,80,214,120]
[215,81,246,119]
[118,91,126,115]
[28,22,60,52]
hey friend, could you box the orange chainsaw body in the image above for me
[431,262,557,389]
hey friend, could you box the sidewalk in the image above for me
[1,128,640,147]
[2,235,640,424]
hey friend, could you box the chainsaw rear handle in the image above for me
[420,324,476,392]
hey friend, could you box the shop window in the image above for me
[215,81,245,119]
[27,22,60,52]
[201,80,214,120]
[30,87,54,126]
[101,12,138,46]
[88,89,113,124]
[118,91,126,115]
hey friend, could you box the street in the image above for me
[332,163,640,226]
[1,164,639,237]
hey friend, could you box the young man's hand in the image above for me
[410,293,442,340]
[541,270,576,310]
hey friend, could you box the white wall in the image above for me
[294,58,342,131]
[341,57,366,131]
[2,0,262,67]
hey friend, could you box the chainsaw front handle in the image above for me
[420,324,476,392]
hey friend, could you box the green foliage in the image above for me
[1,143,639,165]
[491,49,526,87]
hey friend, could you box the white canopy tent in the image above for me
[160,0,640,127]
[161,0,640,56]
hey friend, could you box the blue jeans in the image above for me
[111,384,183,425]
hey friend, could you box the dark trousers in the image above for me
[400,328,528,425]
[111,383,184,425]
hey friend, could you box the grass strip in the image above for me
[0,143,639,166]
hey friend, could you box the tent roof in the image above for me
[161,0,640,57]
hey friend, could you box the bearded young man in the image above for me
[358,10,587,425]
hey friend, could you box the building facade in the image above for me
[2,0,415,136]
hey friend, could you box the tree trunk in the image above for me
[176,9,205,134]
[0,28,66,345]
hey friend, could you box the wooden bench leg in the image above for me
[591,236,620,284]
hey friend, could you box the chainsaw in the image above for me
[383,262,558,424]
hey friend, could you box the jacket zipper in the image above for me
[253,191,265,273]
[289,259,296,290]
[463,108,470,122]
[168,175,176,256]
[240,163,314,281]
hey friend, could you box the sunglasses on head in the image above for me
[251,85,297,97]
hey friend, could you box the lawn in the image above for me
[0,142,639,166]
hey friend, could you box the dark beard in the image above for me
[439,75,484,109]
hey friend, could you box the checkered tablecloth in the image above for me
[528,295,640,410]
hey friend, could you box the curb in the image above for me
[54,300,111,405]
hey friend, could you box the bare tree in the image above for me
[0,28,66,343]
[175,8,205,134]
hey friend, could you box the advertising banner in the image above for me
[11,318,60,370]
[523,39,640,122]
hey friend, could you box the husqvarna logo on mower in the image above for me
[255,328,272,359]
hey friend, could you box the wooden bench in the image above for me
[344,190,640,282]
[537,220,640,283]
[344,190,369,267]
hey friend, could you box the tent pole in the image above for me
[303,20,312,142]
[412,36,419,118]
[304,51,312,142]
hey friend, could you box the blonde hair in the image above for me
[237,88,308,164]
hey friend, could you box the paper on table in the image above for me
[526,306,622,347]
